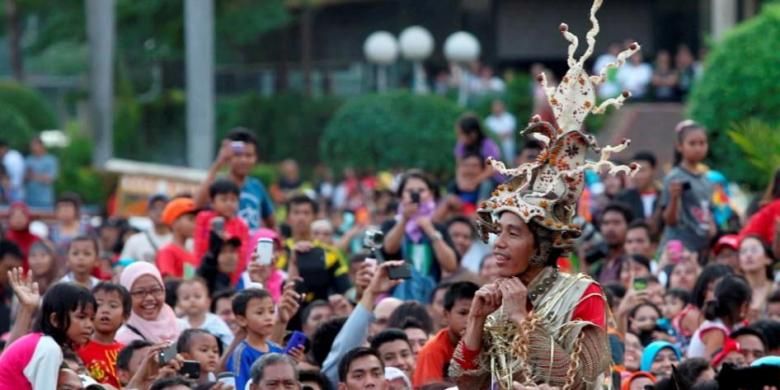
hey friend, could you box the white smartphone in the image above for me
[256,238,274,265]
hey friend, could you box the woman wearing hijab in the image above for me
[115,262,186,344]
[640,341,682,380]
[4,202,40,268]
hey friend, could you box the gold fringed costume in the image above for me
[447,0,641,388]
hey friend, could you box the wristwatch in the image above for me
[429,231,443,242]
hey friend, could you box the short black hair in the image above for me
[750,320,780,351]
[446,216,476,237]
[56,192,82,210]
[387,301,433,335]
[632,151,657,168]
[298,370,330,390]
[626,254,651,273]
[0,240,23,263]
[177,328,222,356]
[370,328,410,351]
[730,326,768,349]
[338,347,384,383]
[520,139,544,152]
[311,317,347,366]
[92,282,132,318]
[36,283,97,346]
[67,235,99,255]
[286,193,319,215]
[665,288,692,306]
[209,178,240,199]
[601,202,634,225]
[232,288,272,317]
[692,264,733,309]
[444,281,478,312]
[226,127,259,152]
[301,299,331,326]
[459,151,485,168]
[117,340,153,370]
[398,317,426,332]
[676,358,711,389]
[210,289,236,313]
[703,275,752,322]
[627,220,651,236]
[150,376,192,390]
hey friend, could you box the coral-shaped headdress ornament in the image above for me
[477,0,640,249]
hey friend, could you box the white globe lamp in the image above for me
[364,31,399,91]
[444,31,481,105]
[399,26,434,94]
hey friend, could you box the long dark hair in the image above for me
[673,120,707,166]
[703,275,751,323]
[692,263,733,309]
[35,283,96,346]
[458,114,486,152]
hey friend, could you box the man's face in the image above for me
[339,355,387,390]
[253,362,300,390]
[600,210,628,248]
[444,298,472,341]
[288,204,315,236]
[429,288,448,329]
[736,334,766,365]
[404,327,428,357]
[148,200,168,226]
[447,222,473,256]
[630,160,654,190]
[377,340,415,379]
[303,305,333,338]
[215,296,239,333]
[625,228,651,257]
[118,346,152,385]
[231,142,257,177]
[715,248,739,270]
[492,212,536,277]
[213,193,239,219]
[457,156,483,179]
[515,148,540,166]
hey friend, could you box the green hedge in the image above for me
[320,91,463,176]
[217,93,342,169]
[54,123,116,205]
[0,82,57,133]
[688,5,780,188]
[0,106,34,150]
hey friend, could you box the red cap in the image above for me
[712,337,741,367]
[161,198,197,225]
[714,234,739,255]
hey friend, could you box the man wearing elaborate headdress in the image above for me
[448,0,641,389]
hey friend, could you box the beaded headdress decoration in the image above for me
[477,0,640,252]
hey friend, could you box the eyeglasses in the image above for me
[130,287,164,299]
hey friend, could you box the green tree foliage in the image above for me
[687,4,780,188]
[0,105,33,150]
[54,122,116,205]
[0,81,57,131]
[320,92,463,176]
[727,119,780,181]
[218,93,342,169]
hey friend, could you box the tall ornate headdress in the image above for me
[477,0,640,252]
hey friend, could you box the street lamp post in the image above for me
[363,31,399,92]
[444,31,481,106]
[399,26,434,94]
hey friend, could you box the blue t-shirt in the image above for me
[227,340,283,390]
[239,177,274,231]
[24,154,58,208]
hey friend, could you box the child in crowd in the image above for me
[235,229,286,302]
[194,179,250,284]
[211,289,238,334]
[227,288,283,390]
[177,278,234,348]
[77,282,131,387]
[414,281,478,387]
[663,288,693,331]
[0,281,96,389]
[116,340,153,387]
[176,329,221,384]
[59,235,101,289]
[688,275,752,359]
[659,120,715,256]
[628,302,663,346]
[27,240,60,294]
[156,197,198,279]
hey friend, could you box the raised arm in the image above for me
[195,140,232,207]
[5,268,41,348]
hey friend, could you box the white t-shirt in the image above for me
[58,273,100,289]
[3,149,25,201]
[617,62,653,98]
[485,113,517,139]
[181,312,235,349]
[120,229,173,263]
[640,192,657,219]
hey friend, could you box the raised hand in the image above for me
[497,277,528,324]
[277,282,302,324]
[367,261,405,295]
[469,283,502,319]
[7,267,40,309]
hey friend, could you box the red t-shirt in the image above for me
[156,243,198,279]
[193,210,250,283]
[77,340,124,387]
[741,199,780,245]
[413,328,456,387]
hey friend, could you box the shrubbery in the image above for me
[688,5,780,188]
[320,91,463,176]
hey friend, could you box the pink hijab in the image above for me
[116,262,181,344]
